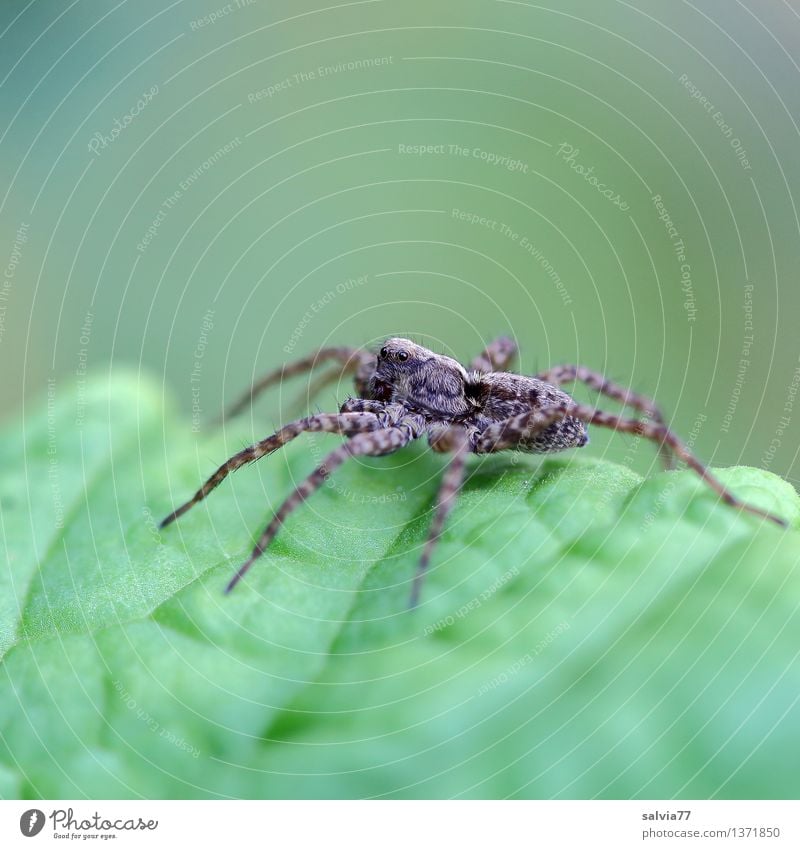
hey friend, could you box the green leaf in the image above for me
[2,373,799,799]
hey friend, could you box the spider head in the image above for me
[370,338,471,417]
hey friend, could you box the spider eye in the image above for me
[396,351,409,362]
[379,346,389,359]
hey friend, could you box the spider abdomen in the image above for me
[519,417,589,453]
[471,372,588,452]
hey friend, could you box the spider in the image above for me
[160,336,786,606]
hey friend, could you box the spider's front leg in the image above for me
[536,364,674,468]
[407,425,472,608]
[159,410,382,528]
[225,416,425,592]
[222,346,376,419]
[476,403,787,527]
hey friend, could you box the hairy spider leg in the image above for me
[409,427,471,608]
[536,364,675,469]
[222,346,374,419]
[475,403,787,527]
[159,411,381,528]
[225,424,419,593]
[469,335,518,373]
[339,398,388,414]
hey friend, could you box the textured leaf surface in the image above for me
[1,374,799,799]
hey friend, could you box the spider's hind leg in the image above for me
[476,403,787,527]
[536,364,675,469]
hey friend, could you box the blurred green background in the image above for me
[2,0,799,480]
[2,0,800,801]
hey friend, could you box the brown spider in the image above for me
[160,336,786,606]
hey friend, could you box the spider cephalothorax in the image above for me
[161,336,786,606]
[370,337,471,418]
